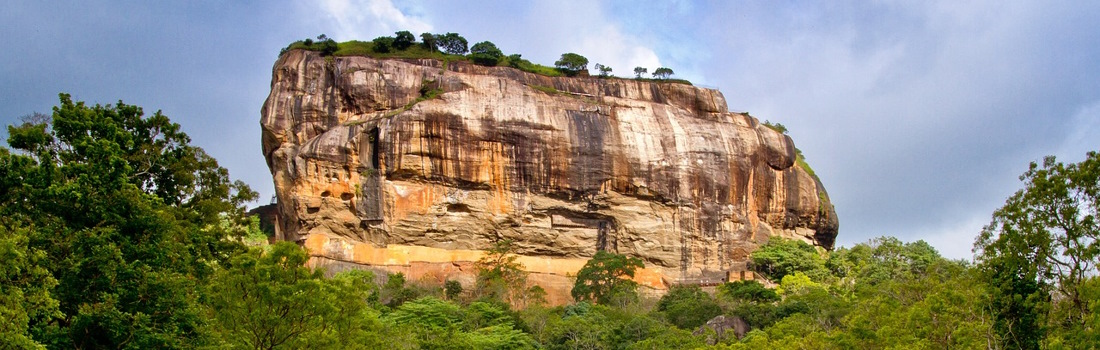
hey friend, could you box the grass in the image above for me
[795,148,819,182]
[530,85,562,95]
[761,120,788,134]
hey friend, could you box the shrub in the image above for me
[656,285,723,329]
[719,280,779,303]
[751,237,829,282]
[372,36,395,53]
[469,41,503,66]
[393,30,415,50]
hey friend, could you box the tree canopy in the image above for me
[0,94,256,348]
[554,53,588,76]
[975,152,1100,348]
[393,30,415,50]
[438,32,469,55]
[469,41,504,66]
[571,251,643,306]
[652,67,674,79]
[594,63,612,77]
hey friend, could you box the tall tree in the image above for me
[594,63,612,77]
[0,94,255,347]
[554,53,588,76]
[975,152,1100,349]
[438,32,469,55]
[633,67,647,79]
[469,41,503,66]
[571,251,643,305]
[420,32,438,51]
[652,67,674,79]
[474,240,530,306]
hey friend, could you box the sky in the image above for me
[2,0,1098,260]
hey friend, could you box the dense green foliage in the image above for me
[571,251,644,306]
[1,94,255,348]
[469,41,504,66]
[554,53,588,76]
[437,32,469,55]
[976,152,1100,348]
[205,242,387,349]
[656,285,722,329]
[750,237,828,282]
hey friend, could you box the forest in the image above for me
[1,95,1097,349]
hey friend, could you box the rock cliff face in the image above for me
[261,50,838,303]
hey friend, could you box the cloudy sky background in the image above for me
[3,0,1098,259]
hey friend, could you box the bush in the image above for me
[393,30,414,50]
[656,285,722,329]
[469,41,503,66]
[719,280,779,303]
[751,237,828,282]
[372,36,395,53]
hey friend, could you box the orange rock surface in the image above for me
[261,50,839,303]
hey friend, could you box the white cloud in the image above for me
[1056,100,1100,162]
[315,0,432,40]
[575,24,662,78]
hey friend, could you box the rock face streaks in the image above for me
[261,50,838,301]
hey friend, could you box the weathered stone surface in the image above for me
[261,50,838,301]
[694,315,751,343]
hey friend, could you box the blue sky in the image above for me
[3,0,1098,259]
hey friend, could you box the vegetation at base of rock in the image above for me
[750,237,829,282]
[571,251,644,306]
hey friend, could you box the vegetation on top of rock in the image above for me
[280,32,695,85]
[469,41,504,66]
[554,53,589,76]
[652,67,675,79]
[763,119,819,181]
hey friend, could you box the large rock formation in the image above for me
[261,50,838,304]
